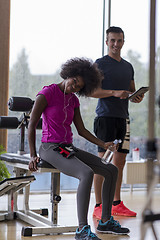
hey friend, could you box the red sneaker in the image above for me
[112,201,137,217]
[93,204,102,219]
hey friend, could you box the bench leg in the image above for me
[51,172,61,224]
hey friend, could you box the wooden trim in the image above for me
[0,0,10,150]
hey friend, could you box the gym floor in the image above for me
[0,189,160,240]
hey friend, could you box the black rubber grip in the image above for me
[0,116,19,129]
[8,97,34,112]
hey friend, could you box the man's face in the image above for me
[106,32,124,56]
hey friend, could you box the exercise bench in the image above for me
[0,96,77,236]
[0,175,35,221]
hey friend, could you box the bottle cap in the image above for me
[133,148,139,151]
[113,139,122,144]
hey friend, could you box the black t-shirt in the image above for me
[95,55,134,119]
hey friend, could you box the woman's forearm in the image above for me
[28,126,37,157]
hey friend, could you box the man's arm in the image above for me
[90,88,130,99]
[129,80,136,93]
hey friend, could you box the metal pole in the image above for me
[102,0,105,56]
[147,0,156,195]
[140,1,157,239]
[108,0,111,29]
[102,0,111,56]
[148,0,156,141]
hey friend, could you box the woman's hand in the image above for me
[103,141,117,152]
[29,156,40,172]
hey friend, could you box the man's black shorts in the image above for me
[94,117,130,153]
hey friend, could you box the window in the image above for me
[9,0,104,190]
[8,0,159,190]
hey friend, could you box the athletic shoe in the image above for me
[97,216,130,235]
[112,201,137,217]
[93,204,102,219]
[75,225,101,240]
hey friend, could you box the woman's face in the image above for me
[65,76,84,93]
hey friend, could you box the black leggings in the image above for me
[39,143,118,227]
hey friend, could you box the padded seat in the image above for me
[0,153,54,169]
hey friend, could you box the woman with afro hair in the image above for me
[28,57,129,240]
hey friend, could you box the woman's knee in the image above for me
[109,163,118,178]
[80,167,94,182]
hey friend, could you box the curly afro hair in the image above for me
[60,57,103,97]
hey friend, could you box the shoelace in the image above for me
[110,217,121,228]
[84,226,97,238]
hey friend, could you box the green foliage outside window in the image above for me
[0,145,11,181]
[9,48,160,138]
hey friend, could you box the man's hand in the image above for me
[113,90,131,99]
[130,94,144,103]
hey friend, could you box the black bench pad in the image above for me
[0,153,55,169]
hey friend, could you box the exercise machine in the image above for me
[0,96,77,236]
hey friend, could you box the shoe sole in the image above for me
[97,229,130,235]
[93,212,136,218]
[112,212,137,217]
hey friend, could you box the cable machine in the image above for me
[102,0,160,238]
[141,0,160,239]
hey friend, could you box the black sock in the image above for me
[95,203,101,208]
[113,200,121,206]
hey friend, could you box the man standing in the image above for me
[91,26,144,218]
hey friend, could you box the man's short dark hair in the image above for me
[106,26,125,40]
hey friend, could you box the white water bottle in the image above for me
[102,139,122,164]
[132,148,140,162]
